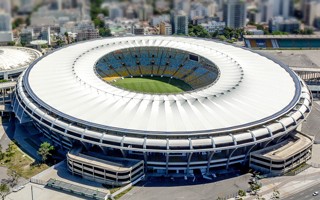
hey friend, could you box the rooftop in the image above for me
[68,148,141,172]
[244,35,320,39]
[23,36,300,134]
[0,47,41,72]
[251,132,313,161]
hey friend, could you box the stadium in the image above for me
[0,46,41,79]
[13,36,312,186]
[0,46,41,114]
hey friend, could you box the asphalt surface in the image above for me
[282,183,320,200]
[301,100,320,142]
[120,173,251,200]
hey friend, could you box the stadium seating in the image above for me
[95,47,218,89]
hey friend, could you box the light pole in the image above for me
[30,184,43,200]
[31,185,34,200]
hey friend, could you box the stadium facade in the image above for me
[12,36,312,185]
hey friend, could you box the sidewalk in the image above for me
[240,167,320,200]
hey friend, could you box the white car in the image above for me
[12,185,25,192]
[313,191,319,196]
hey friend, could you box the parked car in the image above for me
[12,185,24,192]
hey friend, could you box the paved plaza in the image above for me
[120,173,251,200]
[6,183,86,200]
[257,50,320,68]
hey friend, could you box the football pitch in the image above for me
[111,76,192,94]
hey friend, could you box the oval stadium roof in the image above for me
[23,36,300,134]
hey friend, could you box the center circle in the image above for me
[95,46,219,94]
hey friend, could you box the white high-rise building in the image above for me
[174,0,191,13]
[189,2,208,20]
[0,0,13,43]
[272,0,294,19]
[151,14,170,26]
[41,27,51,45]
[0,13,11,31]
[138,4,153,21]
[0,0,11,13]
[259,0,273,23]
[207,2,218,17]
[109,4,124,20]
[19,0,34,13]
[223,0,246,28]
[302,0,320,25]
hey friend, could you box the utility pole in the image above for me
[31,185,34,200]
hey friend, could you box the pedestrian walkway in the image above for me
[241,167,320,200]
[46,178,108,200]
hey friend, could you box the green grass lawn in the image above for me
[111,76,192,94]
[0,142,49,178]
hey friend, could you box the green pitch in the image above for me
[111,76,192,94]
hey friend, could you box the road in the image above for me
[282,183,320,200]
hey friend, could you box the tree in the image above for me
[7,41,15,46]
[217,35,227,41]
[12,18,25,29]
[188,24,211,38]
[270,190,280,199]
[0,144,3,160]
[299,28,314,35]
[5,142,16,158]
[7,169,21,187]
[272,31,288,35]
[99,28,112,37]
[94,18,105,28]
[56,39,65,47]
[64,32,69,44]
[41,44,48,49]
[37,142,54,163]
[238,189,246,197]
[211,31,219,38]
[0,183,9,200]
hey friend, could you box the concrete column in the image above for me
[165,138,169,175]
[226,148,237,169]
[243,144,257,164]
[93,166,95,179]
[206,151,215,174]
[186,152,193,175]
[82,163,84,176]
[72,160,74,175]
[143,137,148,171]
[2,89,4,105]
[120,135,126,158]
[186,138,193,175]
[116,172,118,185]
